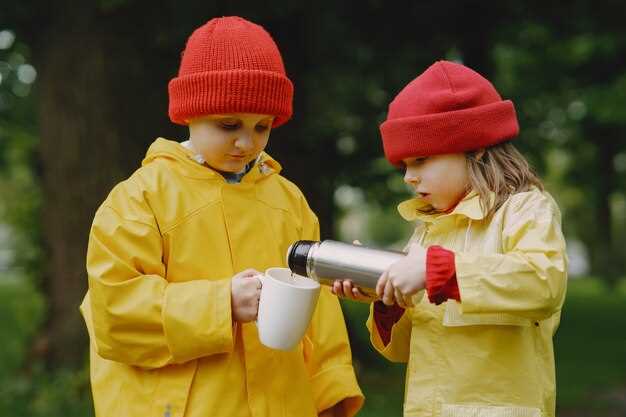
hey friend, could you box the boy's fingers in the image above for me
[240,268,261,278]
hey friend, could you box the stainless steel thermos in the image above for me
[286,240,406,296]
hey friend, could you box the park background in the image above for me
[1,1,625,416]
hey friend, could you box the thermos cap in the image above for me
[287,240,317,277]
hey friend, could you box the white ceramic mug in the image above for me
[256,267,321,351]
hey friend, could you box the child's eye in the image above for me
[255,124,270,133]
[405,157,426,167]
[219,120,241,130]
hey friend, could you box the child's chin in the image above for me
[221,162,247,172]
[429,201,445,211]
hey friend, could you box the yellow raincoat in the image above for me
[367,189,567,417]
[80,138,363,417]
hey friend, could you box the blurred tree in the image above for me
[491,0,626,286]
[0,29,41,278]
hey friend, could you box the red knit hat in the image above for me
[380,60,519,165]
[168,16,293,127]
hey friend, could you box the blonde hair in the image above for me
[466,142,543,218]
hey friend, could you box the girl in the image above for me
[334,60,567,417]
[80,17,363,417]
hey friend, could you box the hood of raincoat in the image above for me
[141,137,282,181]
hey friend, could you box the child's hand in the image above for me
[331,280,377,303]
[231,268,263,323]
[376,243,426,308]
[330,239,377,303]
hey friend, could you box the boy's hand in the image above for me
[376,243,426,308]
[331,279,377,303]
[231,268,263,323]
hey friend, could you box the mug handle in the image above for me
[254,274,265,326]
[256,274,265,286]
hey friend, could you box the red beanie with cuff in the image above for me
[380,60,519,165]
[168,16,293,127]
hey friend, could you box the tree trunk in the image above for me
[593,125,617,287]
[265,9,337,240]
[577,121,617,287]
[36,17,179,367]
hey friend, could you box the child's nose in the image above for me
[235,133,254,151]
[404,168,420,185]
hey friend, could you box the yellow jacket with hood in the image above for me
[80,138,364,417]
[367,189,567,417]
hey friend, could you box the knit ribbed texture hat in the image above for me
[380,60,519,165]
[168,16,293,127]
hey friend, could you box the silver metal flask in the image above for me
[286,240,406,296]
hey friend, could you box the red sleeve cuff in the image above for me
[373,301,405,346]
[426,245,460,305]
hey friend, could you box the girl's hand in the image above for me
[231,268,263,322]
[330,238,377,303]
[331,279,377,303]
[376,243,427,307]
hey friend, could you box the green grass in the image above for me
[355,365,405,417]
[0,278,92,417]
[554,279,626,409]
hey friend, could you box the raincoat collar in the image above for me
[142,138,281,182]
[240,152,282,183]
[397,190,493,223]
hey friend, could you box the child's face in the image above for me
[402,153,469,211]
[188,113,274,173]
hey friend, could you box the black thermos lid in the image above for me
[287,240,317,278]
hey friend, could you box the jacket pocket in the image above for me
[441,404,541,417]
[443,301,531,327]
